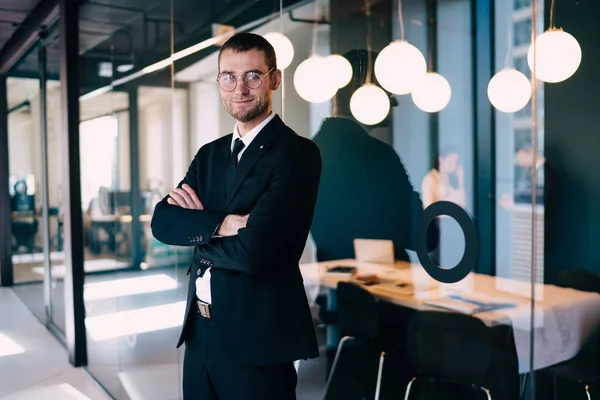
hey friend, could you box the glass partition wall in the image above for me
[79,0,539,398]
[78,0,190,397]
[78,0,545,398]
[8,0,595,398]
[8,27,66,336]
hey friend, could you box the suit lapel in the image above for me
[225,115,284,208]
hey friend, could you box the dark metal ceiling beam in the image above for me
[0,0,59,74]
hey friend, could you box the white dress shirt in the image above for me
[195,112,275,304]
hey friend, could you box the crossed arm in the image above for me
[168,183,248,237]
[151,140,322,275]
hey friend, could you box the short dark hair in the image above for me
[218,33,277,71]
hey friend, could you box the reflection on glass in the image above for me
[8,76,43,287]
[0,333,25,356]
[85,301,185,341]
[84,274,177,301]
[495,0,545,289]
[7,42,67,333]
[421,148,467,209]
[65,0,564,398]
[312,116,422,263]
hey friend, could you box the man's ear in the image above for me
[271,69,282,90]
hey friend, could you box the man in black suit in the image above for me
[151,33,321,399]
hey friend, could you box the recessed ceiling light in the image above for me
[117,64,134,73]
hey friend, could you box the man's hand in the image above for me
[168,184,204,210]
[217,214,249,237]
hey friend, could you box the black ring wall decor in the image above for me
[415,201,479,283]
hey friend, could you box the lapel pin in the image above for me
[260,145,264,149]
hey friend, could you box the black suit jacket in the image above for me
[151,115,321,365]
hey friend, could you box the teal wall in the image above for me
[544,0,600,283]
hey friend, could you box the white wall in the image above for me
[116,111,130,190]
[138,87,188,194]
[8,111,34,184]
[8,82,62,209]
[189,81,232,160]
[46,84,63,209]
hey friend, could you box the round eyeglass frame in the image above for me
[216,67,275,92]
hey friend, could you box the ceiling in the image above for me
[0,0,43,48]
[175,0,327,83]
[3,0,309,87]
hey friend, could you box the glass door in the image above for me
[9,26,65,336]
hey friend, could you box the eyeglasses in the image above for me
[216,67,275,92]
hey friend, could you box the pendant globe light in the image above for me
[263,32,294,70]
[374,0,427,95]
[350,0,390,125]
[324,54,353,89]
[411,73,451,113]
[293,0,339,103]
[488,69,531,113]
[527,0,581,83]
[488,17,531,113]
[351,84,390,126]
[410,3,451,113]
[294,55,338,103]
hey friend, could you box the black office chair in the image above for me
[12,218,39,253]
[404,310,494,400]
[555,269,600,293]
[322,281,389,400]
[541,269,600,399]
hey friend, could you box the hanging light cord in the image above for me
[550,0,556,28]
[504,13,513,68]
[398,0,405,41]
[365,0,373,84]
[311,0,320,56]
[427,0,433,72]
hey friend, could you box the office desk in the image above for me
[300,259,600,372]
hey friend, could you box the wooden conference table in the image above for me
[300,259,600,373]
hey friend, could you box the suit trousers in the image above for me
[182,307,298,400]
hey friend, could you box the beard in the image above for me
[225,92,271,123]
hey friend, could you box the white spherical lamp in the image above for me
[350,84,390,125]
[487,68,531,113]
[374,40,427,95]
[263,32,294,70]
[411,72,451,113]
[294,56,338,103]
[324,54,353,88]
[527,28,581,83]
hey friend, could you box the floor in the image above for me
[0,288,111,400]
[3,264,329,400]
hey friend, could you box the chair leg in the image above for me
[586,385,591,400]
[520,373,529,400]
[404,377,416,400]
[374,351,385,400]
[479,386,492,400]
[321,336,354,400]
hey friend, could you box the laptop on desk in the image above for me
[353,239,395,264]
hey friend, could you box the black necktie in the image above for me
[231,138,245,167]
[226,138,245,197]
